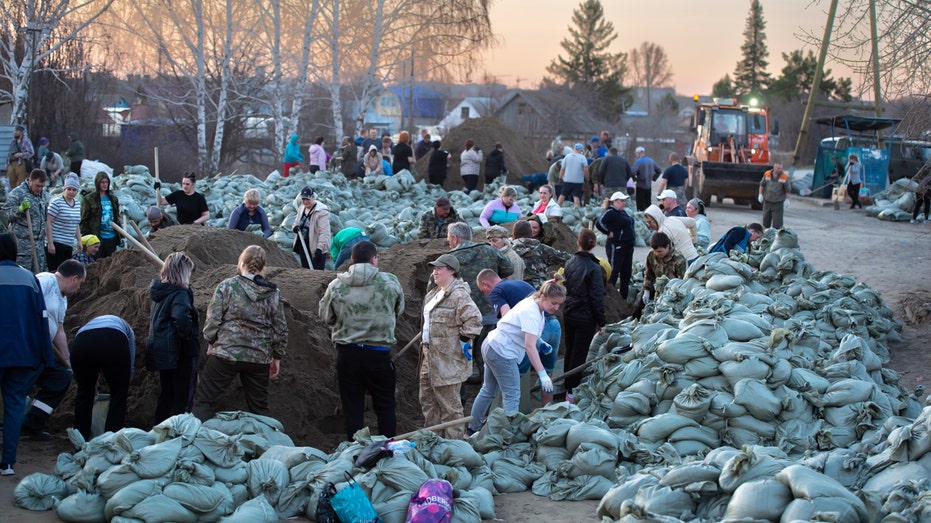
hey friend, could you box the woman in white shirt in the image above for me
[466,279,565,435]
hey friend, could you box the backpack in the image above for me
[405,479,454,523]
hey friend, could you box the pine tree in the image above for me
[545,0,631,115]
[712,74,736,98]
[733,0,770,98]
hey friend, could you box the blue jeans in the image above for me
[468,341,521,432]
[1,366,36,465]
[518,314,560,374]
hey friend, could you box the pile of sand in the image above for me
[414,116,549,192]
[59,223,629,451]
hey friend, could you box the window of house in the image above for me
[460,106,470,119]
[381,95,396,108]
[518,103,528,116]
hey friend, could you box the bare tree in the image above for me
[629,41,673,113]
[0,0,115,126]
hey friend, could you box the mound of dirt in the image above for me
[902,290,931,325]
[57,223,629,451]
[414,116,549,192]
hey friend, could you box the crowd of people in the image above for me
[0,125,836,469]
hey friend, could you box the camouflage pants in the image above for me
[12,224,46,272]
[419,377,465,440]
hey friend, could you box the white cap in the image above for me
[657,189,677,200]
[610,191,629,201]
[635,146,645,154]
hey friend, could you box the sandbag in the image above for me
[597,474,661,519]
[531,471,615,501]
[104,479,164,520]
[822,378,875,407]
[123,437,183,479]
[13,473,75,511]
[774,464,867,519]
[55,491,107,523]
[192,427,245,468]
[722,479,792,521]
[247,458,290,505]
[633,484,696,519]
[218,495,278,523]
[122,494,197,523]
[732,378,782,421]
[162,482,233,516]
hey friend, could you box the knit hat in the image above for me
[0,233,17,261]
[81,235,100,247]
[63,175,80,189]
[146,206,163,220]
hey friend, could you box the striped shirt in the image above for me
[48,195,81,246]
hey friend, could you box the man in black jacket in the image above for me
[595,191,636,298]
[484,143,507,184]
[599,147,633,199]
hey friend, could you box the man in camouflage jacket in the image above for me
[417,197,462,240]
[2,170,49,272]
[511,220,570,289]
[319,240,405,440]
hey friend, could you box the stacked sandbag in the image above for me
[865,177,921,221]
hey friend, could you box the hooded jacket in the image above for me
[203,275,288,364]
[644,205,698,262]
[319,263,405,346]
[283,133,304,163]
[420,278,483,386]
[80,172,120,237]
[292,201,331,255]
[146,280,198,371]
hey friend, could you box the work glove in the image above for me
[537,370,553,393]
[757,194,764,204]
[153,181,161,190]
[291,224,301,234]
[784,199,790,209]
[537,340,553,356]
[642,290,651,304]
[18,200,30,213]
[460,340,472,361]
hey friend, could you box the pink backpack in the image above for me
[405,478,454,523]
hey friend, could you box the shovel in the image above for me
[24,207,39,272]
[296,226,314,269]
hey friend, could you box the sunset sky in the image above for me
[480,0,862,97]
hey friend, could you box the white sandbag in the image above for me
[104,479,164,520]
[682,356,723,379]
[788,367,831,393]
[635,413,699,443]
[706,274,743,291]
[719,317,765,342]
[122,494,197,523]
[566,423,619,454]
[123,436,183,479]
[822,378,875,406]
[218,495,278,523]
[732,378,782,421]
[719,357,771,388]
[672,384,713,421]
[633,484,696,519]
[719,449,789,494]
[162,482,233,515]
[722,479,792,522]
[247,458,290,505]
[597,474,660,519]
[655,333,711,364]
[774,465,866,516]
[13,473,75,511]
[861,461,931,496]
[780,496,864,523]
[55,491,107,523]
[658,461,721,489]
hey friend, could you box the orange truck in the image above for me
[689,98,776,209]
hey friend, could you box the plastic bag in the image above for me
[405,478,454,523]
[354,441,391,469]
[315,484,340,523]
[331,472,382,523]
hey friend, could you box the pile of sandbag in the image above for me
[865,177,921,221]
[14,411,497,523]
[53,164,615,262]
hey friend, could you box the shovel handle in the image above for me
[394,416,473,440]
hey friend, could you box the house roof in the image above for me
[387,85,446,119]
[496,89,614,134]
